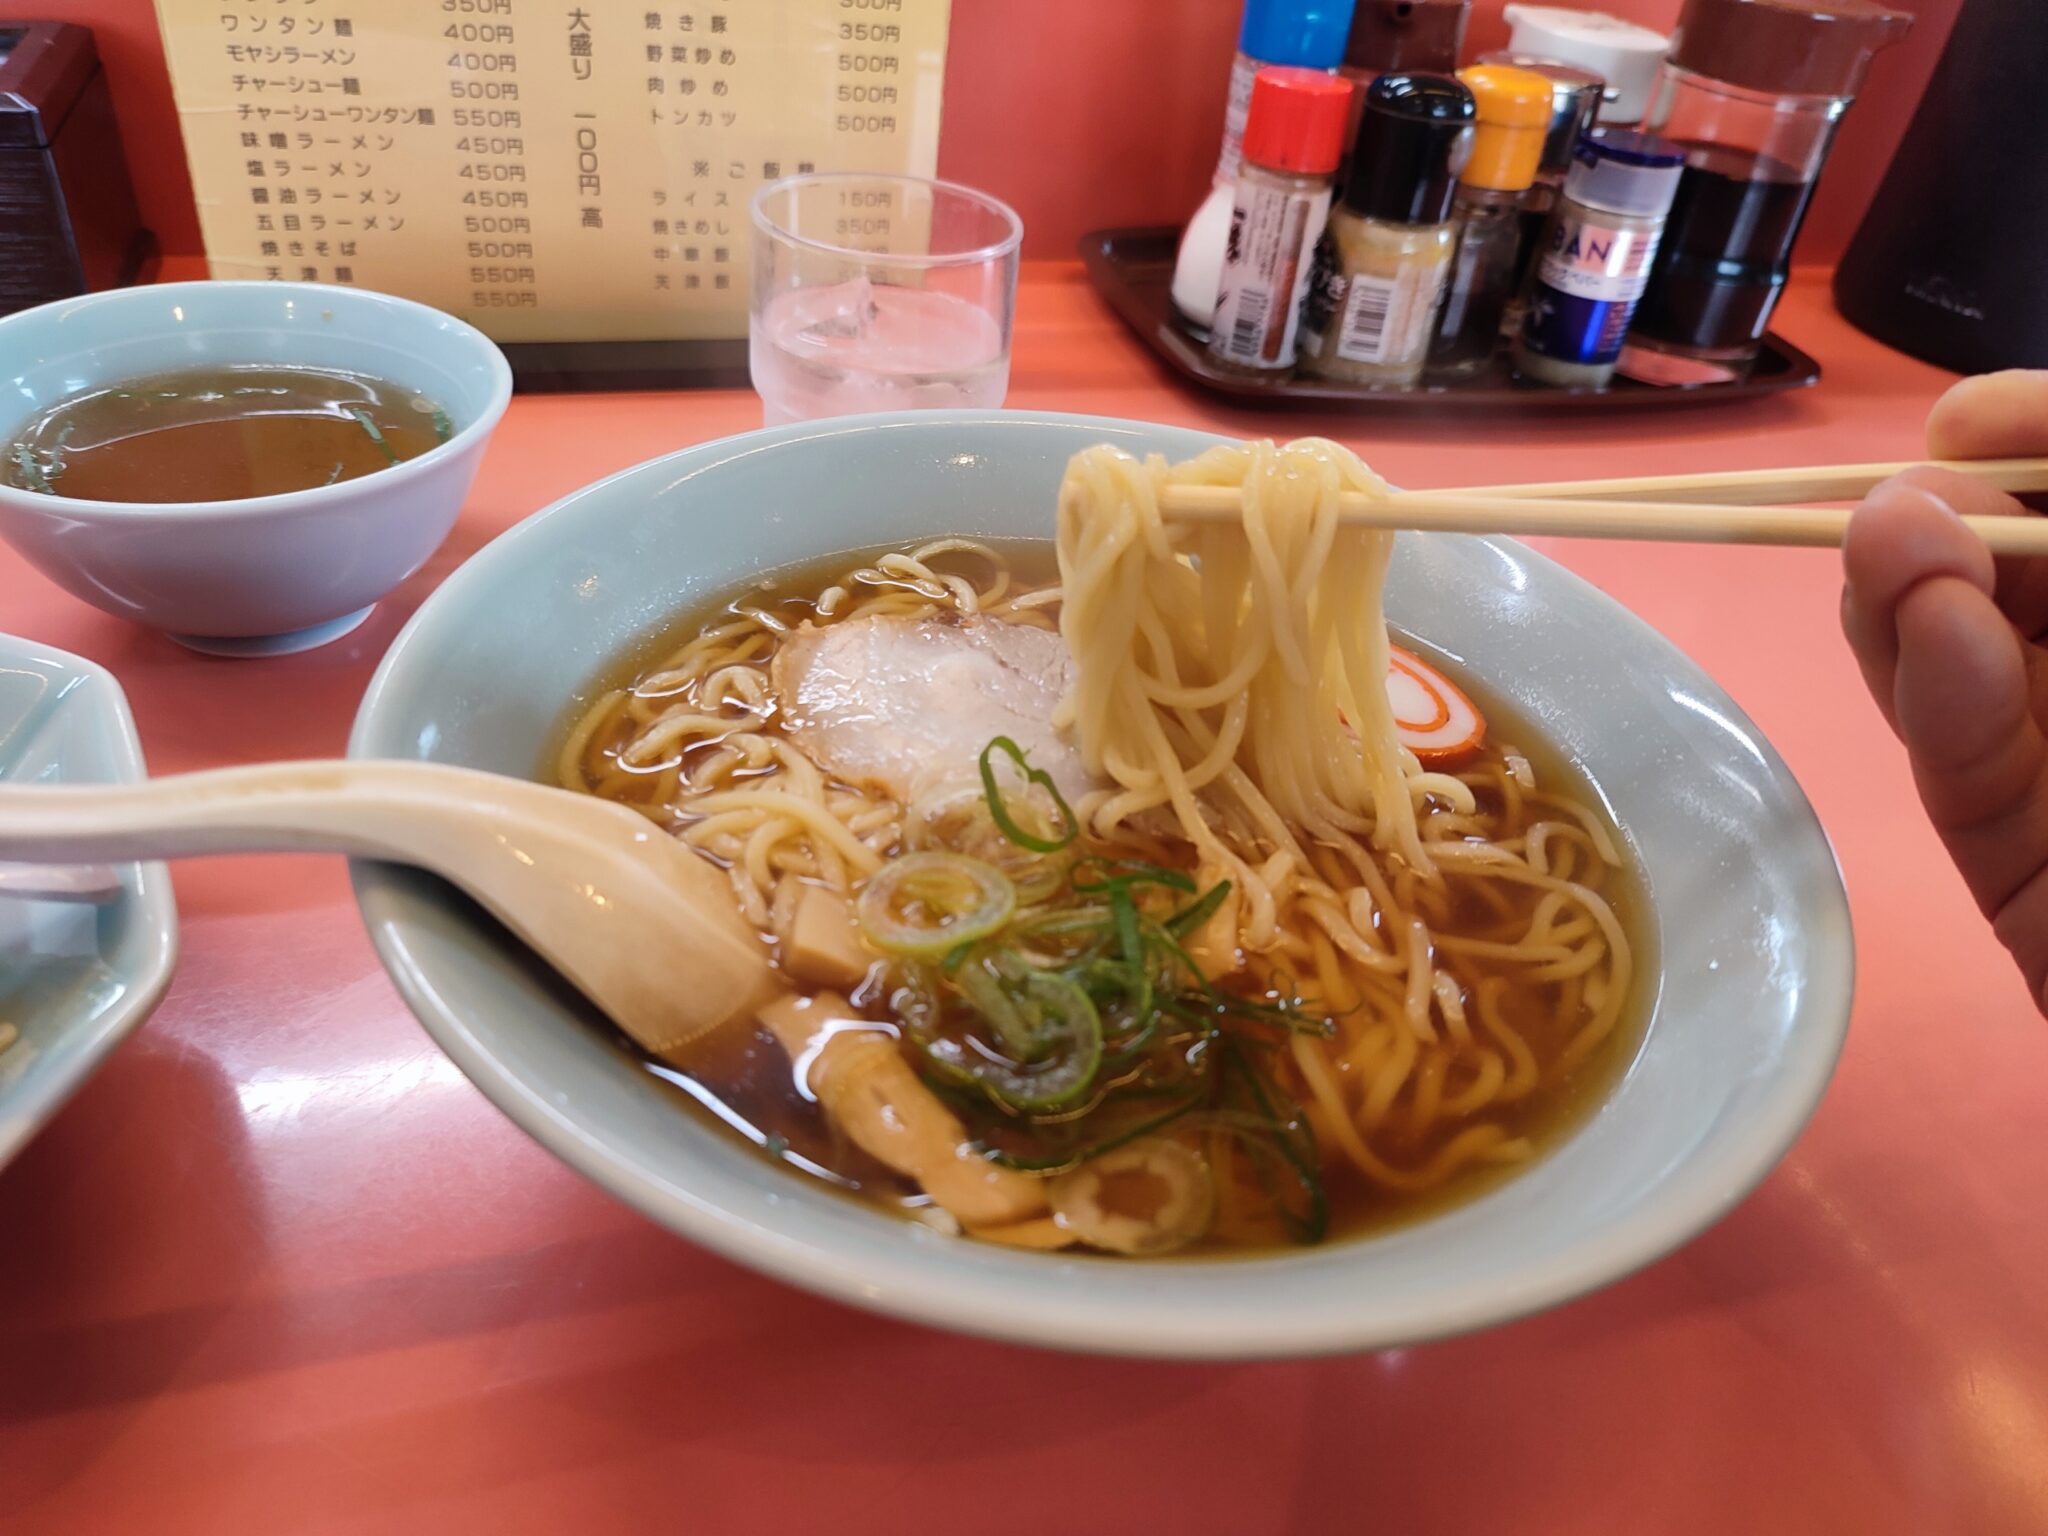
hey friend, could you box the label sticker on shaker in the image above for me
[1525,214,1665,366]
[1536,219,1658,304]
[1211,182,1333,371]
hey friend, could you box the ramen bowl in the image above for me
[349,411,1852,1359]
[0,282,511,657]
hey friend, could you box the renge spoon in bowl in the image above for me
[0,761,777,1057]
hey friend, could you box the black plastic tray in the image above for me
[1082,226,1822,413]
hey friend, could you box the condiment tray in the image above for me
[1082,227,1822,413]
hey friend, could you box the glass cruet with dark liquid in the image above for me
[1628,0,1909,373]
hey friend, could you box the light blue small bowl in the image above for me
[0,282,511,656]
[0,634,177,1166]
[349,412,1853,1359]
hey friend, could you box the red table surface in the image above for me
[3,265,2046,1536]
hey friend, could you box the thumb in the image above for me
[1892,570,2048,1003]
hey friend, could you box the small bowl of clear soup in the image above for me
[0,281,512,655]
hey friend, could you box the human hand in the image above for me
[1842,370,2048,1008]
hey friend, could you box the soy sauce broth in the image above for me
[4,366,452,504]
[556,544,1655,1256]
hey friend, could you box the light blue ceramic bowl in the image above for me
[349,412,1853,1359]
[0,282,511,656]
[0,635,177,1166]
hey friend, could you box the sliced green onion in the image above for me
[1073,954,1153,1029]
[954,961,1102,1111]
[981,1093,1204,1172]
[872,786,1335,1238]
[978,736,1077,854]
[1215,971,1336,1035]
[967,1041,1100,1112]
[856,851,1016,960]
[1165,879,1232,940]
[11,443,54,496]
[1109,888,1143,971]
[1073,856,1198,896]
[1093,996,1162,1068]
[346,406,400,465]
[1213,1036,1327,1244]
[1137,916,1209,990]
[1011,905,1114,942]
[1006,857,1068,907]
[962,954,1080,1060]
[896,978,987,1090]
[954,955,1036,1060]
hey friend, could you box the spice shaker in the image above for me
[1337,0,1470,169]
[1209,67,1354,373]
[1299,73,1476,387]
[1428,64,1554,377]
[1514,129,1684,388]
[1630,0,1911,372]
[1172,0,1359,327]
[1478,52,1606,333]
[1500,4,1670,124]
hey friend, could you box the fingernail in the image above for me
[1866,473,1962,525]
[1848,472,2000,601]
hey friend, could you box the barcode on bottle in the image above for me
[1225,287,1271,359]
[1336,275,1398,363]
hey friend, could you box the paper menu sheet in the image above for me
[154,0,952,343]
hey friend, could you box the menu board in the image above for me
[153,0,953,345]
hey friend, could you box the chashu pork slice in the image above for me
[771,613,1092,803]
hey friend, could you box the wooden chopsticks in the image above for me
[1154,457,2048,555]
[1439,457,2048,507]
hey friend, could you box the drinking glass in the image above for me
[749,172,1023,426]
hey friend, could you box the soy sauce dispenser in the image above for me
[1628,0,1910,373]
[1337,0,1470,165]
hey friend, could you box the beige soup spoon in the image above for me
[0,760,778,1057]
